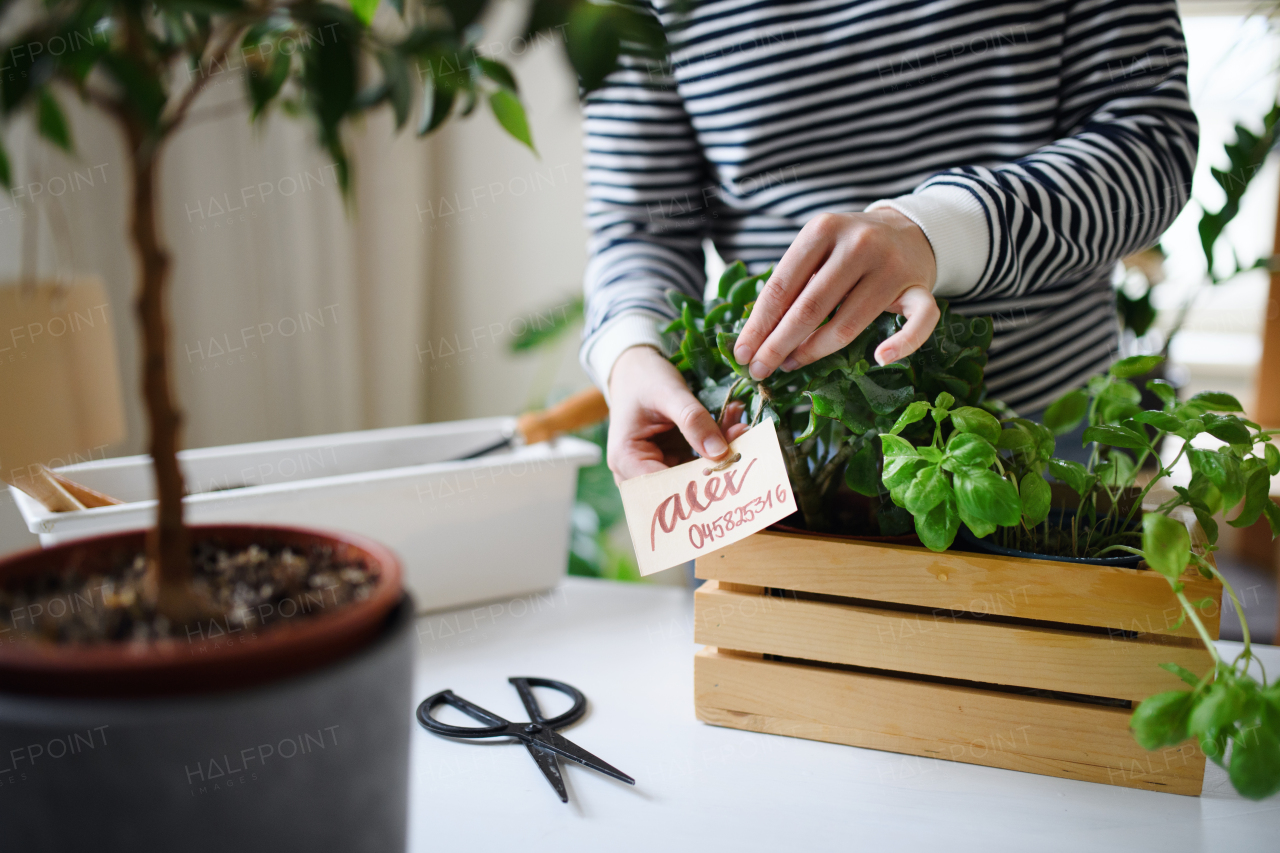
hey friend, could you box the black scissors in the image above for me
[416,677,635,803]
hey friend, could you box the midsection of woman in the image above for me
[584,0,1197,478]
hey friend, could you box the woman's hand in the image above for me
[732,208,941,379]
[606,346,749,482]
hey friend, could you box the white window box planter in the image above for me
[8,418,599,613]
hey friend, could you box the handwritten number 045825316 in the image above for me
[688,485,788,549]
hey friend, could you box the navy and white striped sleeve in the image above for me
[579,47,709,392]
[870,0,1198,300]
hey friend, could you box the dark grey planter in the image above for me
[0,595,415,852]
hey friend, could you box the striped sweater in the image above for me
[580,0,1197,412]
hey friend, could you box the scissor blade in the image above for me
[522,742,568,803]
[533,729,635,785]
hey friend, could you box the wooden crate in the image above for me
[694,530,1223,795]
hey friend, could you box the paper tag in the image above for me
[619,422,798,575]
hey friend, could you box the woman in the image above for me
[581,0,1197,480]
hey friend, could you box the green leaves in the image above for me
[890,401,929,435]
[1131,691,1194,750]
[476,58,518,93]
[559,0,666,93]
[1229,467,1272,530]
[350,0,380,26]
[942,432,996,471]
[717,261,749,299]
[1109,354,1164,379]
[248,51,292,121]
[1142,513,1190,581]
[916,495,960,552]
[1189,682,1248,742]
[36,90,72,151]
[101,52,167,130]
[1019,471,1051,527]
[488,88,535,152]
[1132,410,1181,432]
[1187,391,1244,413]
[1230,713,1280,800]
[1147,379,1177,407]
[850,365,915,415]
[949,406,1001,444]
[954,468,1021,528]
[844,440,880,497]
[1082,423,1149,451]
[1132,672,1280,800]
[1043,388,1088,435]
[1047,458,1093,497]
[1197,102,1279,279]
[902,465,949,515]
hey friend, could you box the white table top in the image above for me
[407,578,1280,852]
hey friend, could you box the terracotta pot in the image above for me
[0,524,403,697]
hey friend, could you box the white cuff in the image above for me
[867,184,990,297]
[581,311,669,403]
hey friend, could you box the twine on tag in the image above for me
[702,453,742,475]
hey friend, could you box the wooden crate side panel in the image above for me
[693,583,1213,703]
[696,531,1222,640]
[695,649,1205,795]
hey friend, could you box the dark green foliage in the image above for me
[0,0,674,191]
[664,261,993,534]
[1117,102,1278,340]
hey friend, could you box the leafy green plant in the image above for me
[0,0,665,620]
[665,261,993,535]
[886,351,1280,799]
[1117,102,1278,346]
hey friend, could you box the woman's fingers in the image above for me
[745,247,861,380]
[719,400,746,429]
[873,285,940,365]
[732,216,834,370]
[655,386,730,461]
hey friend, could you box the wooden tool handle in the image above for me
[4,467,86,513]
[46,469,123,508]
[516,387,609,445]
[2,465,123,513]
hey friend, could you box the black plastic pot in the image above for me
[958,509,1144,569]
[0,595,416,852]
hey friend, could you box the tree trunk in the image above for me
[779,431,828,532]
[124,125,205,622]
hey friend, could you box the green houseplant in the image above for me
[0,0,665,622]
[670,262,1279,798]
[663,260,993,538]
[882,354,1280,799]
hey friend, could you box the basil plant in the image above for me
[664,261,993,535]
[883,351,1280,800]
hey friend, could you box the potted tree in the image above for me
[681,265,1279,798]
[0,0,663,848]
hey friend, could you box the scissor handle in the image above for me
[508,677,588,729]
[416,689,511,737]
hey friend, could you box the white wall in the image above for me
[421,0,593,422]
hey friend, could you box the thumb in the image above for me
[655,387,731,461]
[875,285,940,365]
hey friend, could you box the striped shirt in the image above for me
[579,0,1197,412]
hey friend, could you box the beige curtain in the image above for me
[0,72,430,450]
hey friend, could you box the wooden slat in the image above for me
[695,648,1205,795]
[694,582,1211,702]
[696,531,1222,640]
